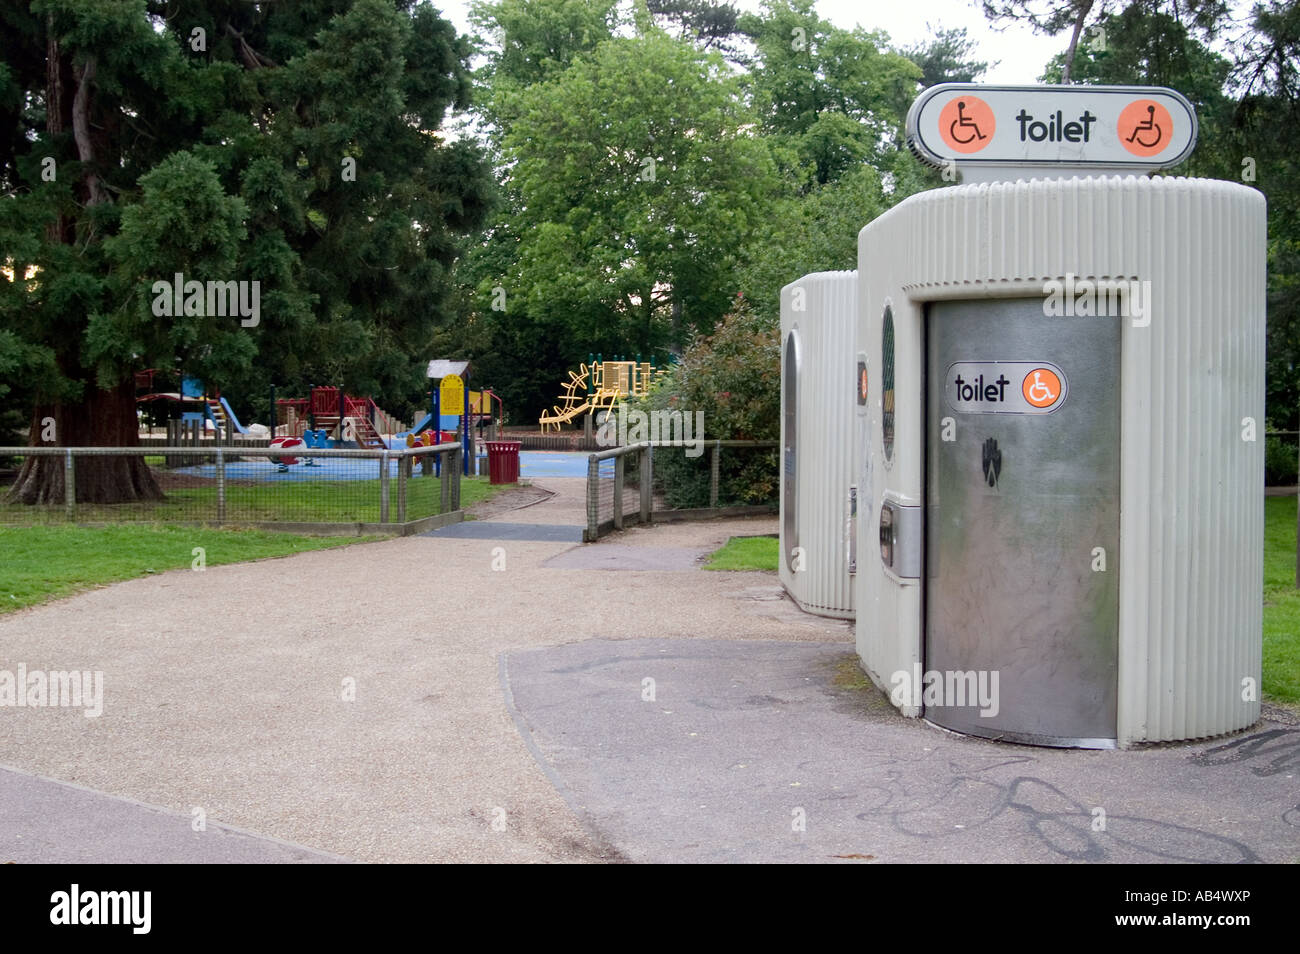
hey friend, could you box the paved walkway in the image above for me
[2,473,1295,864]
[0,476,844,862]
[504,639,1300,863]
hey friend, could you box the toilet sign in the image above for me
[907,84,1197,179]
[944,361,1068,414]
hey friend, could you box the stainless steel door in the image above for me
[925,298,1120,746]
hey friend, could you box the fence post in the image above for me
[380,450,390,523]
[64,449,75,522]
[586,454,599,542]
[709,440,721,509]
[216,446,225,525]
[614,454,624,530]
[451,448,461,511]
[397,453,408,524]
[640,444,652,524]
[440,449,450,514]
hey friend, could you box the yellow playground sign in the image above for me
[440,373,464,411]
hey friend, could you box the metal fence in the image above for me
[584,440,778,542]
[0,443,463,535]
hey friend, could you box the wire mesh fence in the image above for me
[584,440,778,541]
[0,444,463,532]
[650,440,778,511]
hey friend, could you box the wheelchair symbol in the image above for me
[1021,368,1063,409]
[1125,104,1162,149]
[949,101,988,145]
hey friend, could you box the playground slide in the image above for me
[218,397,248,435]
[401,412,434,437]
[398,412,473,438]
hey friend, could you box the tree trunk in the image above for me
[7,379,163,505]
[8,17,162,506]
[1061,0,1095,85]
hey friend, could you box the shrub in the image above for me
[637,297,778,508]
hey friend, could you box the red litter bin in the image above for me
[486,441,522,484]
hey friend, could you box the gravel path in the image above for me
[0,477,847,863]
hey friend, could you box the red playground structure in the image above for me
[274,386,405,449]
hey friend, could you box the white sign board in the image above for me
[907,84,1197,179]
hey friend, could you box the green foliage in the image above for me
[903,26,992,86]
[737,164,888,324]
[639,296,779,507]
[0,0,492,448]
[1265,432,1298,486]
[504,31,778,348]
[0,523,378,614]
[738,0,922,187]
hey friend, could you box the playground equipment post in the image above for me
[432,385,440,477]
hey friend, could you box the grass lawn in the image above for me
[1262,497,1300,704]
[0,472,510,614]
[0,524,385,614]
[0,471,502,526]
[705,535,779,571]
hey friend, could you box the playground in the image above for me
[538,356,667,433]
[170,450,592,481]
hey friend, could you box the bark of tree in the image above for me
[1061,0,1095,84]
[8,17,163,506]
[8,379,163,504]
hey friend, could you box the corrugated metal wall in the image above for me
[780,271,857,619]
[856,175,1265,744]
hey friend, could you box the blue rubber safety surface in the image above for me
[172,451,592,482]
[518,452,591,478]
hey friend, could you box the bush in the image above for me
[1265,433,1298,486]
[637,297,779,508]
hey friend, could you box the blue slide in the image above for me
[217,396,248,435]
[400,412,434,438]
[398,412,462,438]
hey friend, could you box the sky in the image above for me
[432,0,1069,85]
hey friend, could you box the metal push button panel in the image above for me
[925,298,1120,747]
[879,496,921,581]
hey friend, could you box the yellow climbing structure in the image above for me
[539,360,666,432]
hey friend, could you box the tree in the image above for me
[646,0,748,62]
[980,0,1230,82]
[738,0,921,187]
[0,0,490,503]
[500,29,779,357]
[736,165,889,325]
[469,0,620,124]
[903,26,992,87]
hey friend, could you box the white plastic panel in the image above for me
[779,271,857,619]
[855,175,1265,745]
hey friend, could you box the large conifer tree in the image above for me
[0,0,491,503]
